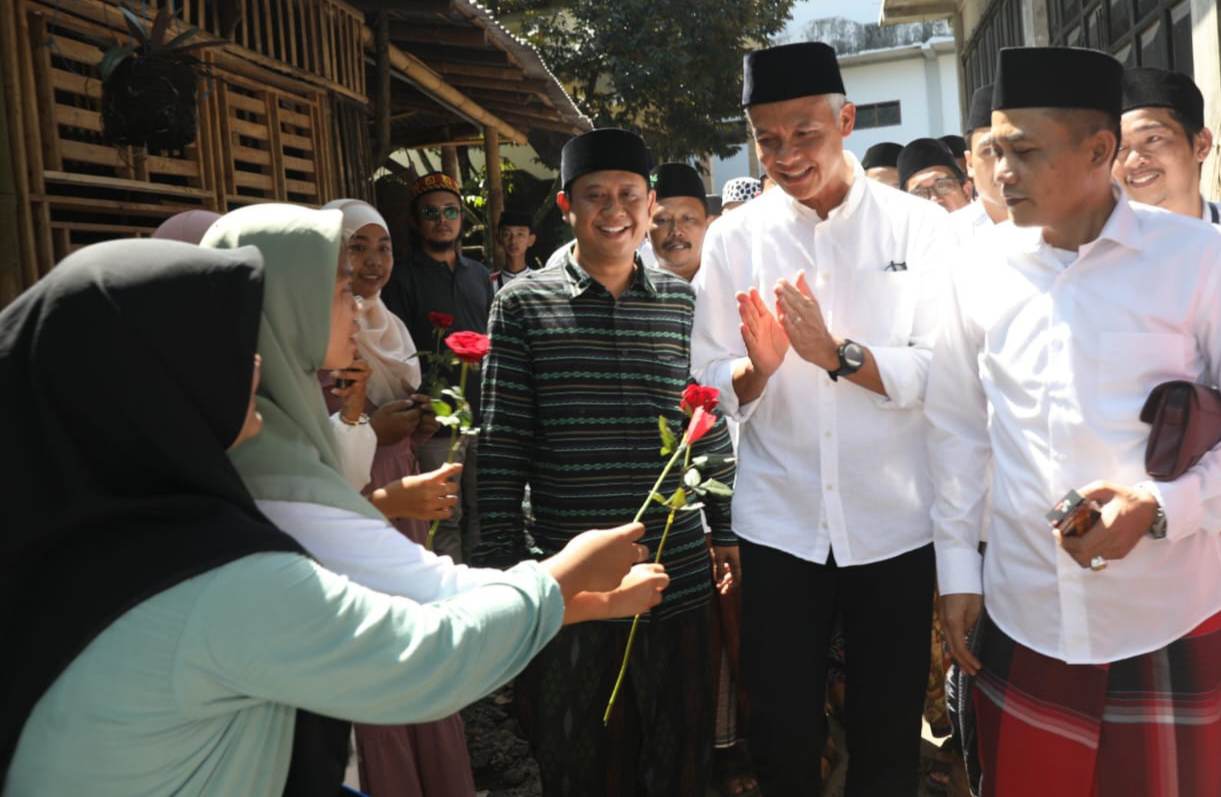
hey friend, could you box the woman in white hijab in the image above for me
[320,198,477,796]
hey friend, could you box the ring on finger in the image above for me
[1089,555,1107,571]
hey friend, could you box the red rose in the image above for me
[445,331,491,364]
[683,406,716,445]
[679,384,720,416]
[428,311,455,330]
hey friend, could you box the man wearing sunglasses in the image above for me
[898,138,972,213]
[381,171,494,565]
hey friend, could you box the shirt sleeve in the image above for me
[869,209,951,410]
[471,292,535,568]
[177,554,563,725]
[925,258,990,596]
[691,222,764,422]
[256,500,505,601]
[328,413,376,491]
[1139,252,1221,542]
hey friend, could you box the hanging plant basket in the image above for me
[96,4,226,153]
[101,53,201,152]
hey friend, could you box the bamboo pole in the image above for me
[483,125,501,267]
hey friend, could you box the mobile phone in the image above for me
[1046,489,1101,538]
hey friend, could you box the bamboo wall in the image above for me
[1,0,371,301]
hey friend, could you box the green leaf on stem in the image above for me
[441,387,465,404]
[678,502,706,512]
[436,415,462,429]
[431,399,453,417]
[658,415,676,456]
[700,478,734,497]
[665,487,687,509]
[650,491,669,506]
[683,468,702,489]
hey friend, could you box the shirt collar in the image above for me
[1013,185,1143,257]
[563,246,654,298]
[780,151,867,224]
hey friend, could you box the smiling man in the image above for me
[928,47,1221,795]
[648,162,710,282]
[691,41,953,796]
[1115,67,1219,224]
[474,129,737,796]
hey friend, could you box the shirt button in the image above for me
[825,431,832,439]
[825,483,835,492]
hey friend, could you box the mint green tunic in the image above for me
[4,554,562,796]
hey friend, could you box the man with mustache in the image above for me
[691,41,953,796]
[928,47,1221,795]
[648,162,711,282]
[380,172,494,564]
[1114,67,1219,225]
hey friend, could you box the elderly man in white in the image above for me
[691,41,953,797]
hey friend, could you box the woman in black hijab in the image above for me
[0,239,637,796]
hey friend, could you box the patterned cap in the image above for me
[410,172,462,203]
[722,177,762,205]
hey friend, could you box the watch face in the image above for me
[843,342,865,369]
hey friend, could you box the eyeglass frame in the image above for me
[419,205,462,222]
[909,176,964,200]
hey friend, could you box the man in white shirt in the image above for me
[691,41,952,796]
[928,46,1221,794]
[898,137,972,212]
[951,83,1009,237]
[1114,67,1220,224]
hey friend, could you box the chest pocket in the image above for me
[840,270,917,347]
[1096,332,1195,424]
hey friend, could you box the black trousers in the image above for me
[740,540,934,797]
[516,605,714,797]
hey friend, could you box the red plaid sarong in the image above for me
[973,609,1221,797]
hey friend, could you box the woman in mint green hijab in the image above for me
[200,201,670,623]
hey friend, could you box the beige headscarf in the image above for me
[322,199,421,405]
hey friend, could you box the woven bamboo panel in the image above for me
[213,71,329,206]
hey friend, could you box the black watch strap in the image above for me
[828,340,864,382]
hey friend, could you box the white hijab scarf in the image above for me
[322,199,422,406]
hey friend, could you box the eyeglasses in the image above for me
[910,177,963,200]
[420,206,461,222]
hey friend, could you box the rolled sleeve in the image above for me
[869,345,932,410]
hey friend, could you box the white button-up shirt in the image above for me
[950,200,994,240]
[692,153,952,566]
[927,194,1221,664]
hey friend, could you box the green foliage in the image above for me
[495,0,795,161]
[100,4,225,81]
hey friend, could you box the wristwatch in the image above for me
[828,339,866,382]
[1148,499,1167,540]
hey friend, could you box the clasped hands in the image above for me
[737,270,839,376]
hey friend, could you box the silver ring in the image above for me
[1089,555,1107,571]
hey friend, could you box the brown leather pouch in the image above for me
[1141,380,1221,481]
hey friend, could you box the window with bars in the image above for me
[961,0,1025,98]
[855,101,902,129]
[1049,0,1194,75]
